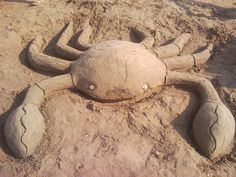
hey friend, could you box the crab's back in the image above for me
[70,40,166,100]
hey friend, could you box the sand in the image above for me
[0,0,236,176]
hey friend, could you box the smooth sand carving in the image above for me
[4,21,235,159]
[25,0,44,6]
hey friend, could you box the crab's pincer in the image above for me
[4,104,45,158]
[193,102,235,159]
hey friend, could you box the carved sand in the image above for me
[4,21,235,160]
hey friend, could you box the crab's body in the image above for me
[70,40,166,100]
[3,22,235,160]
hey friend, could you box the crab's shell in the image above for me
[70,40,167,100]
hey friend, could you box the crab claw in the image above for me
[4,104,45,158]
[193,102,235,159]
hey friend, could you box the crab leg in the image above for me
[55,22,84,60]
[153,33,191,58]
[28,36,72,74]
[163,44,213,71]
[4,74,74,158]
[132,28,155,49]
[75,21,93,51]
[166,71,235,159]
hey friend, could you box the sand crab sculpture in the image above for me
[4,22,235,159]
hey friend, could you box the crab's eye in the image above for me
[89,84,95,91]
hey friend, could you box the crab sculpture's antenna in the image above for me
[4,22,235,160]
